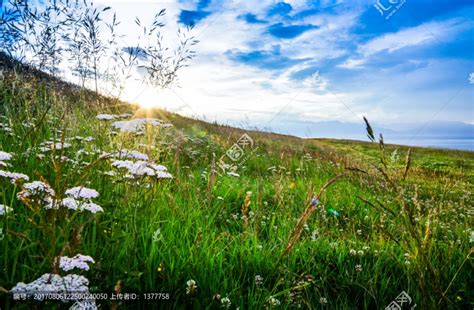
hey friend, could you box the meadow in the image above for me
[0,53,472,309]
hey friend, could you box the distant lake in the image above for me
[385,138,474,151]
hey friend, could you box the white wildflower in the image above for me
[65,187,99,199]
[112,118,162,133]
[20,181,56,198]
[319,297,328,304]
[355,264,363,272]
[59,254,95,272]
[349,249,357,256]
[11,273,90,299]
[96,114,116,120]
[102,171,117,177]
[255,275,263,285]
[60,198,103,214]
[268,297,281,307]
[127,162,156,177]
[81,202,103,214]
[111,160,134,170]
[148,163,168,172]
[186,279,197,295]
[118,149,149,161]
[61,197,79,210]
[156,171,173,179]
[0,170,29,183]
[0,204,13,215]
[221,297,231,309]
[112,160,172,179]
[40,141,71,151]
[0,151,13,161]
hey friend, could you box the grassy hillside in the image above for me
[0,59,472,309]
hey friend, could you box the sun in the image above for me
[121,85,177,110]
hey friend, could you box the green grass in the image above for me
[0,68,472,309]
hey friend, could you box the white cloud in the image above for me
[59,1,474,136]
[338,58,365,69]
[359,18,470,56]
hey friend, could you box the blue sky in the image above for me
[79,1,474,137]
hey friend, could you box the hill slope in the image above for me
[0,57,472,309]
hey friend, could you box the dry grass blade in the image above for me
[402,148,412,181]
[275,171,350,271]
[242,191,252,234]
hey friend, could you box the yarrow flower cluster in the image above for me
[65,187,99,199]
[117,149,149,161]
[0,150,13,161]
[0,204,13,215]
[17,181,55,208]
[96,113,132,120]
[17,182,103,213]
[11,273,91,299]
[0,150,13,167]
[96,114,116,120]
[59,254,95,272]
[0,170,29,184]
[60,186,103,213]
[111,118,172,133]
[111,160,172,180]
[37,140,72,152]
